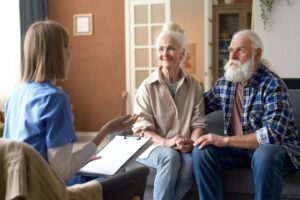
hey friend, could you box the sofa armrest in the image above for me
[101,166,150,200]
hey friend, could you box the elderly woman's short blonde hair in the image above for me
[22,20,69,82]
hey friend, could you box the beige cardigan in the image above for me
[0,139,102,200]
[132,67,206,158]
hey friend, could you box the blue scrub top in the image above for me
[4,81,77,161]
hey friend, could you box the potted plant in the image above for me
[260,0,291,30]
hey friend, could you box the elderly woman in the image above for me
[132,22,206,200]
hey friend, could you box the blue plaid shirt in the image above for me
[204,64,300,169]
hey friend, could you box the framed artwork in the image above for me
[73,14,93,36]
[183,43,196,74]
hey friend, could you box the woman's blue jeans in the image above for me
[137,146,194,200]
[192,144,296,200]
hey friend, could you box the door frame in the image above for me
[125,0,170,113]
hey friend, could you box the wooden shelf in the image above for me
[212,3,252,81]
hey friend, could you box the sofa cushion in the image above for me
[288,89,300,131]
[282,171,300,196]
[204,110,224,135]
[129,161,300,198]
[222,168,300,196]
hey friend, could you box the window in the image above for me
[0,1,21,110]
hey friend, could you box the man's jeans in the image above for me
[192,144,296,200]
[137,146,194,200]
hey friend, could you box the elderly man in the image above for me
[192,29,300,200]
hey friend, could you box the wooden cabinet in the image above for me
[212,3,252,81]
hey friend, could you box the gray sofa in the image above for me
[126,89,300,200]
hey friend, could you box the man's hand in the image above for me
[193,133,228,149]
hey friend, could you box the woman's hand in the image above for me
[89,154,101,161]
[92,114,138,146]
[101,114,138,135]
[162,134,181,148]
[162,135,194,152]
[174,137,194,153]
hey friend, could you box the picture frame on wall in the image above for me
[183,43,196,74]
[73,13,93,36]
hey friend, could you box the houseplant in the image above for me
[260,0,291,30]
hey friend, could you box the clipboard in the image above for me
[79,135,152,176]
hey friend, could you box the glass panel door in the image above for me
[125,0,170,112]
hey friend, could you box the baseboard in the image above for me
[76,131,97,137]
[75,131,108,150]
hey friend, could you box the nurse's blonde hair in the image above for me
[23,20,69,82]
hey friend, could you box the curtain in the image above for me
[19,0,48,75]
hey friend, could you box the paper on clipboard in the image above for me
[79,135,152,176]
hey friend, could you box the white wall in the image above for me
[253,0,300,78]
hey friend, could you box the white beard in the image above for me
[224,57,256,82]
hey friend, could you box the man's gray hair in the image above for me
[232,29,264,53]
